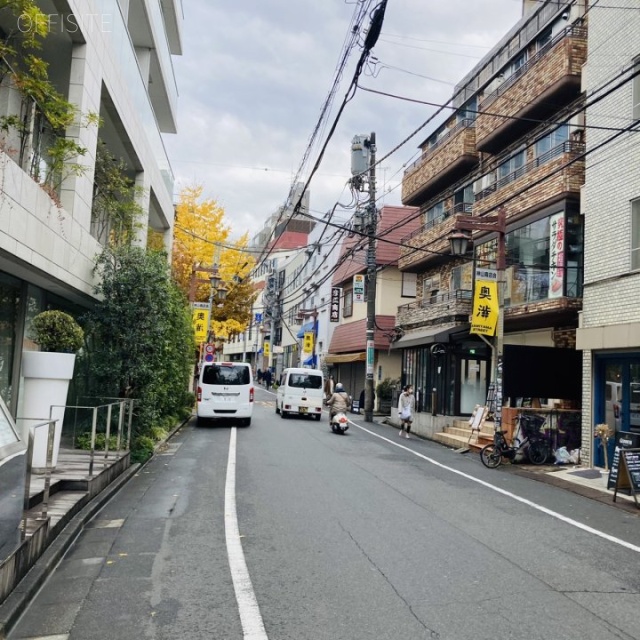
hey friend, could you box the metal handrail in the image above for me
[17,418,57,538]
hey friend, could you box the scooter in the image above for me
[330,411,349,435]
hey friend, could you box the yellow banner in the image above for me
[192,308,210,343]
[263,341,270,356]
[303,332,314,353]
[470,280,499,336]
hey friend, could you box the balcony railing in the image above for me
[397,289,472,326]
[475,140,585,202]
[480,25,587,110]
[402,203,473,243]
[405,118,476,177]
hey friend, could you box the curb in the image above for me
[0,416,191,639]
[0,462,141,638]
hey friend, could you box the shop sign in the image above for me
[470,277,498,336]
[549,212,565,298]
[353,274,365,303]
[330,287,342,322]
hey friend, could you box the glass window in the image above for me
[497,150,525,181]
[401,272,417,297]
[343,288,353,317]
[535,125,569,158]
[202,364,250,385]
[287,373,322,390]
[426,201,446,226]
[632,199,640,270]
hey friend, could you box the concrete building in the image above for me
[0,0,182,565]
[327,205,419,410]
[396,0,585,438]
[576,0,640,466]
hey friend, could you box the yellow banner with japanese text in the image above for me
[303,332,314,353]
[470,279,499,336]
[191,307,210,343]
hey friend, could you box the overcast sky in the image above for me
[164,0,525,240]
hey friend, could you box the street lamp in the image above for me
[449,207,506,441]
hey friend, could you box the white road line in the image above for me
[350,421,640,554]
[225,427,269,640]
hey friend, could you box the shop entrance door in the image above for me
[458,357,489,415]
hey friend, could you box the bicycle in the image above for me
[479,413,551,468]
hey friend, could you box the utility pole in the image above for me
[364,132,377,423]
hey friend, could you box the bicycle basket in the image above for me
[519,414,546,437]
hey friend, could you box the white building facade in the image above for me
[0,0,182,417]
[576,0,640,465]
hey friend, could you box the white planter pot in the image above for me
[21,351,76,471]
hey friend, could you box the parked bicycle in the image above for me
[480,413,551,468]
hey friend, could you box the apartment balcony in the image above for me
[402,120,479,206]
[399,205,472,272]
[476,25,587,153]
[397,290,472,331]
[474,140,585,217]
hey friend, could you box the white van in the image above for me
[276,368,324,420]
[196,361,254,427]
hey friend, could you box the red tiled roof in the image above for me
[328,316,397,353]
[332,205,419,286]
[268,231,309,251]
[253,281,265,292]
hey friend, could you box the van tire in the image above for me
[242,418,252,427]
[281,411,288,419]
[275,403,280,414]
[314,414,321,421]
[196,416,205,427]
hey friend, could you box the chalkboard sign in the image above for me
[351,400,360,414]
[611,448,640,508]
[607,447,622,491]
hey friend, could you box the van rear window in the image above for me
[202,365,250,385]
[287,373,322,390]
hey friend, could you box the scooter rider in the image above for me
[326,382,351,418]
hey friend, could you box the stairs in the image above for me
[432,418,495,451]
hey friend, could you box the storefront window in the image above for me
[478,211,583,308]
[0,274,22,410]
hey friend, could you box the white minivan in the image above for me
[276,368,324,420]
[196,361,254,427]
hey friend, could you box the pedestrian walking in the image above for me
[263,368,272,390]
[257,368,263,384]
[398,384,415,439]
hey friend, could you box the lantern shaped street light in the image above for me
[448,207,507,443]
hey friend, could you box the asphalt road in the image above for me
[8,387,640,639]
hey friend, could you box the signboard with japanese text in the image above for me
[470,268,498,336]
[353,274,365,303]
[330,287,342,322]
[549,212,565,298]
[191,303,210,343]
[263,342,270,356]
[303,332,314,353]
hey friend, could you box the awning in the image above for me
[296,320,315,339]
[324,352,366,364]
[391,323,467,349]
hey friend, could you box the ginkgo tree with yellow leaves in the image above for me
[172,186,257,342]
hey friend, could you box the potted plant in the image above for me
[21,310,84,471]
[376,378,399,415]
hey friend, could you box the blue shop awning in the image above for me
[296,321,315,339]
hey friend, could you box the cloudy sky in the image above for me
[164,0,525,240]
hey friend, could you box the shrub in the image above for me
[75,432,118,451]
[31,310,84,353]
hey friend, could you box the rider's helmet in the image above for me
[335,383,344,392]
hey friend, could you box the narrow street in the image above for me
[8,387,640,640]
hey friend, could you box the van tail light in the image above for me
[250,387,254,402]
[197,386,202,402]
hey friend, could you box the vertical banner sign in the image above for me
[353,274,365,302]
[471,268,498,336]
[330,287,342,322]
[191,302,210,343]
[366,339,375,378]
[263,342,270,357]
[549,212,565,298]
[303,332,314,353]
